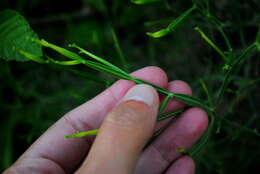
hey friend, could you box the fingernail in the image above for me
[121,84,159,107]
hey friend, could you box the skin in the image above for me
[3,66,208,174]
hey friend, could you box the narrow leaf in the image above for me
[36,39,82,60]
[190,112,215,156]
[47,58,82,66]
[158,94,172,114]
[194,26,228,62]
[157,108,184,121]
[65,129,99,138]
[199,79,213,107]
[147,5,196,38]
[69,44,130,76]
[172,93,214,113]
[110,27,128,71]
[131,0,162,5]
[146,29,169,38]
[216,43,256,104]
[256,28,260,44]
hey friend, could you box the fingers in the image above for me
[163,80,192,113]
[7,66,168,174]
[72,66,168,129]
[155,80,192,131]
[76,85,159,174]
[135,108,208,174]
[165,156,195,174]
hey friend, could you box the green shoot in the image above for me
[190,112,215,156]
[216,43,256,105]
[69,44,130,77]
[256,28,260,50]
[177,148,189,155]
[46,58,83,66]
[199,79,213,108]
[36,39,82,60]
[206,15,233,54]
[110,27,129,71]
[147,4,196,38]
[131,0,162,5]
[158,94,172,114]
[65,129,99,138]
[157,108,184,121]
[194,26,229,62]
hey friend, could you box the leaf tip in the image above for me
[146,29,169,38]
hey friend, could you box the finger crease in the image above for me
[63,115,94,144]
[151,144,171,166]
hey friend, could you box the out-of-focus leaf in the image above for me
[131,0,162,4]
[0,9,42,61]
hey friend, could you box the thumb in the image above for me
[76,84,159,174]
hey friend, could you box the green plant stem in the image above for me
[146,4,196,38]
[157,108,184,121]
[199,79,213,108]
[208,15,233,55]
[190,112,215,156]
[134,78,214,112]
[222,118,260,137]
[158,94,173,114]
[110,27,129,71]
[216,43,256,105]
[195,26,228,62]
[69,44,130,77]
[65,129,99,138]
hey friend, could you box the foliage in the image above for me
[0,10,42,61]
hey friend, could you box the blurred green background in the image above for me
[0,0,259,173]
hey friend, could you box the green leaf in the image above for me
[69,44,130,77]
[256,28,260,44]
[131,0,162,5]
[0,9,42,61]
[147,5,196,38]
[177,148,188,154]
[172,93,214,113]
[199,79,213,107]
[194,26,228,62]
[146,29,169,38]
[36,39,82,60]
[19,50,45,63]
[65,129,99,138]
[157,108,184,121]
[158,94,172,114]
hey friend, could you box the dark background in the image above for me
[0,0,259,173]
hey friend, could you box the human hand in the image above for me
[4,66,208,174]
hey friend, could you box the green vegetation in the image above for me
[0,0,259,173]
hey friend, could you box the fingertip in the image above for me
[164,80,192,112]
[184,107,208,134]
[179,156,195,172]
[122,84,159,110]
[169,80,192,96]
[78,85,161,174]
[165,156,195,174]
[132,66,168,88]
